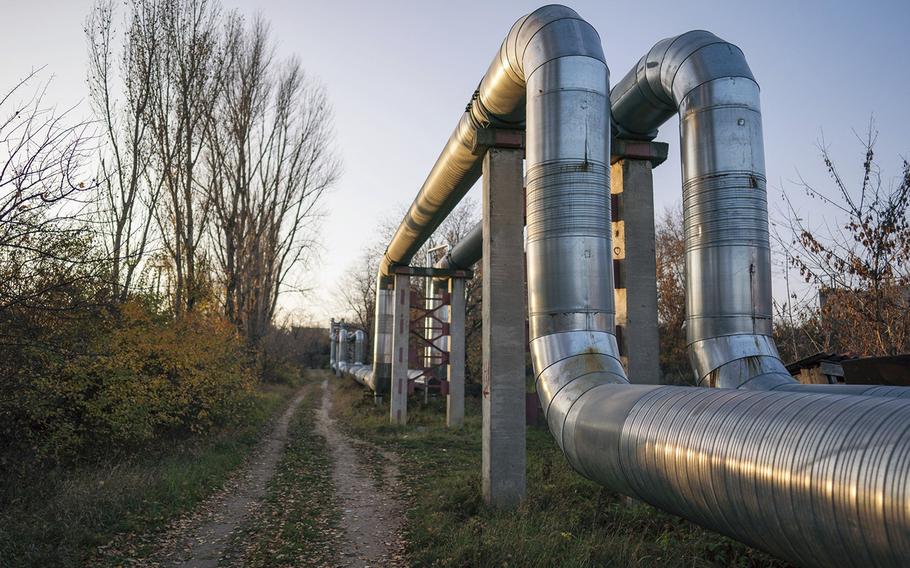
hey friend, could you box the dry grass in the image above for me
[0,384,296,567]
[330,377,790,568]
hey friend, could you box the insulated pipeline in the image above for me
[610,31,789,388]
[352,6,910,566]
[367,275,394,393]
[566,384,910,567]
[434,221,482,271]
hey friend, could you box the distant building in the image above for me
[785,352,852,385]
[786,351,910,386]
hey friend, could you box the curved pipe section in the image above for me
[349,8,910,565]
[611,31,792,389]
[378,6,605,277]
[610,31,909,399]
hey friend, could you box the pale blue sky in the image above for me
[2,0,908,322]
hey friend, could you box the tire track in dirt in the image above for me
[316,378,406,567]
[117,387,308,567]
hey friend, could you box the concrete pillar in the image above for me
[372,276,394,403]
[611,158,661,385]
[329,319,337,374]
[481,146,526,507]
[446,276,465,428]
[390,273,410,425]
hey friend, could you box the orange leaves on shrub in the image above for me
[4,300,257,464]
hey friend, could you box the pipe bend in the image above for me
[611,30,755,139]
[359,12,910,566]
[611,31,786,389]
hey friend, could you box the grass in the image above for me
[330,378,791,568]
[0,383,297,568]
[224,373,341,566]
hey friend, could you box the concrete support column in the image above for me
[390,273,410,425]
[329,319,337,375]
[446,276,465,428]
[372,276,394,403]
[611,157,661,385]
[481,146,526,508]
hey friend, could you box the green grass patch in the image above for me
[330,378,789,568]
[0,383,296,568]
[225,374,340,566]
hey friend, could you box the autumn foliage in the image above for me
[778,125,910,357]
[0,297,255,465]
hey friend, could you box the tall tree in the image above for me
[148,0,222,315]
[207,15,339,342]
[86,0,163,302]
[654,204,689,383]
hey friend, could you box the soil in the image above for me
[111,387,308,567]
[316,378,407,567]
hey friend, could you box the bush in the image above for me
[0,300,256,466]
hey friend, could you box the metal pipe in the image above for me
[368,274,394,393]
[610,30,793,389]
[337,325,350,375]
[434,222,482,271]
[564,383,910,567]
[353,329,367,365]
[610,31,909,401]
[328,319,337,372]
[356,8,910,565]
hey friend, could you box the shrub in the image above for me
[0,300,256,466]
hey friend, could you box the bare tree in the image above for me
[0,70,94,236]
[778,121,910,356]
[146,0,222,315]
[206,13,270,327]
[338,248,379,342]
[86,0,164,302]
[0,69,98,309]
[206,15,339,342]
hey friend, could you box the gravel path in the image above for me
[132,387,307,567]
[316,378,407,567]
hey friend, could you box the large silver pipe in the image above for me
[565,383,910,567]
[353,329,367,365]
[610,30,793,389]
[610,32,909,399]
[361,7,910,565]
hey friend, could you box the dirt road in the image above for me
[135,388,308,567]
[316,378,406,567]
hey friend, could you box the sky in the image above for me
[2,0,908,324]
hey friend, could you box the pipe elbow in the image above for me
[476,5,605,122]
[610,30,756,139]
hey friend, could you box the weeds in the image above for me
[330,378,789,568]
